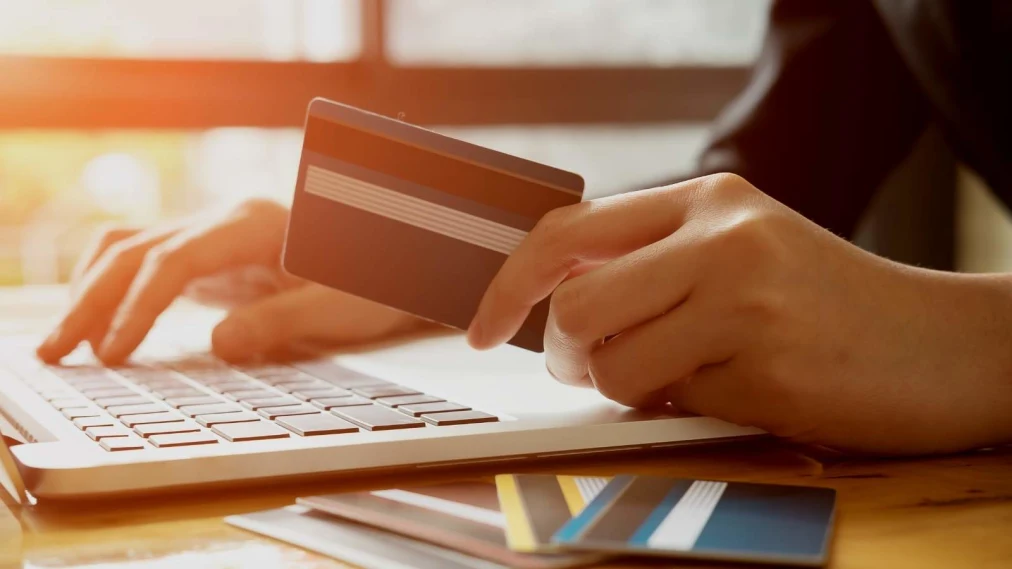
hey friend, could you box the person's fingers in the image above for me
[467,178,712,350]
[211,284,427,362]
[96,207,289,364]
[36,230,176,362]
[584,296,737,408]
[544,224,706,385]
[69,226,140,293]
[661,364,755,426]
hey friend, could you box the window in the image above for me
[0,0,770,285]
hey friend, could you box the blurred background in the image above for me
[0,0,1007,287]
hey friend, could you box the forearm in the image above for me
[903,268,1012,451]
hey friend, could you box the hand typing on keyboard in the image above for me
[36,199,436,365]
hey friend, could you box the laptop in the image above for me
[0,306,761,501]
[0,100,761,501]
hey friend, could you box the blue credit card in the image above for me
[553,475,836,567]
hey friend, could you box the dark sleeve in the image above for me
[693,0,932,238]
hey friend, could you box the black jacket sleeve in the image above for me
[692,0,931,238]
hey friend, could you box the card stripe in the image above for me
[514,475,573,549]
[554,476,586,517]
[646,480,728,551]
[305,165,527,255]
[575,477,609,504]
[553,475,636,543]
[494,475,538,551]
[628,480,694,546]
[579,476,682,543]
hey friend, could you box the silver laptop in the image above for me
[0,309,761,501]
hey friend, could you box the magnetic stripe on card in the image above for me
[305,165,527,255]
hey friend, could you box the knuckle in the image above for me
[587,353,637,405]
[709,212,787,267]
[549,282,589,339]
[97,226,133,248]
[703,172,753,200]
[144,243,184,274]
[531,203,582,244]
[104,240,143,267]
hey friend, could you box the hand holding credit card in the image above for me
[284,99,585,352]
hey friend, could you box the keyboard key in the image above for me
[62,407,102,420]
[95,396,152,408]
[291,387,351,401]
[49,398,92,410]
[205,382,257,394]
[399,402,471,417]
[377,394,445,408]
[73,416,115,429]
[240,396,301,410]
[133,421,201,438]
[35,389,81,401]
[211,421,291,442]
[421,411,499,426]
[352,385,421,399]
[150,387,207,399]
[164,395,222,408]
[78,387,137,398]
[271,381,332,393]
[257,404,320,419]
[179,403,242,417]
[237,364,297,378]
[108,403,168,418]
[310,396,372,410]
[195,412,260,427]
[276,413,359,436]
[85,426,132,440]
[223,389,277,400]
[148,432,219,448]
[66,379,120,391]
[118,412,185,427]
[100,437,146,451]
[333,405,425,431]
[293,361,390,388]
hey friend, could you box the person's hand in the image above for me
[37,199,429,365]
[468,174,1012,455]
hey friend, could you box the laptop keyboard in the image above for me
[22,358,498,451]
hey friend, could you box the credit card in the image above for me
[554,475,836,567]
[495,474,609,553]
[298,482,600,569]
[227,505,507,569]
[284,98,585,352]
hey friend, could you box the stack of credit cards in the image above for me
[228,474,835,568]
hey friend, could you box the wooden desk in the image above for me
[2,287,1011,569]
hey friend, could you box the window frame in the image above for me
[0,0,751,129]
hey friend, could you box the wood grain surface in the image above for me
[1,287,1010,569]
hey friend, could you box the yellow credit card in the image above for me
[495,474,609,553]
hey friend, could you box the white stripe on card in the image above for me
[371,489,506,529]
[305,165,528,255]
[646,480,727,551]
[575,477,610,504]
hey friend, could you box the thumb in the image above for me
[211,286,319,362]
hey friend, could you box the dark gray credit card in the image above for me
[283,98,584,351]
